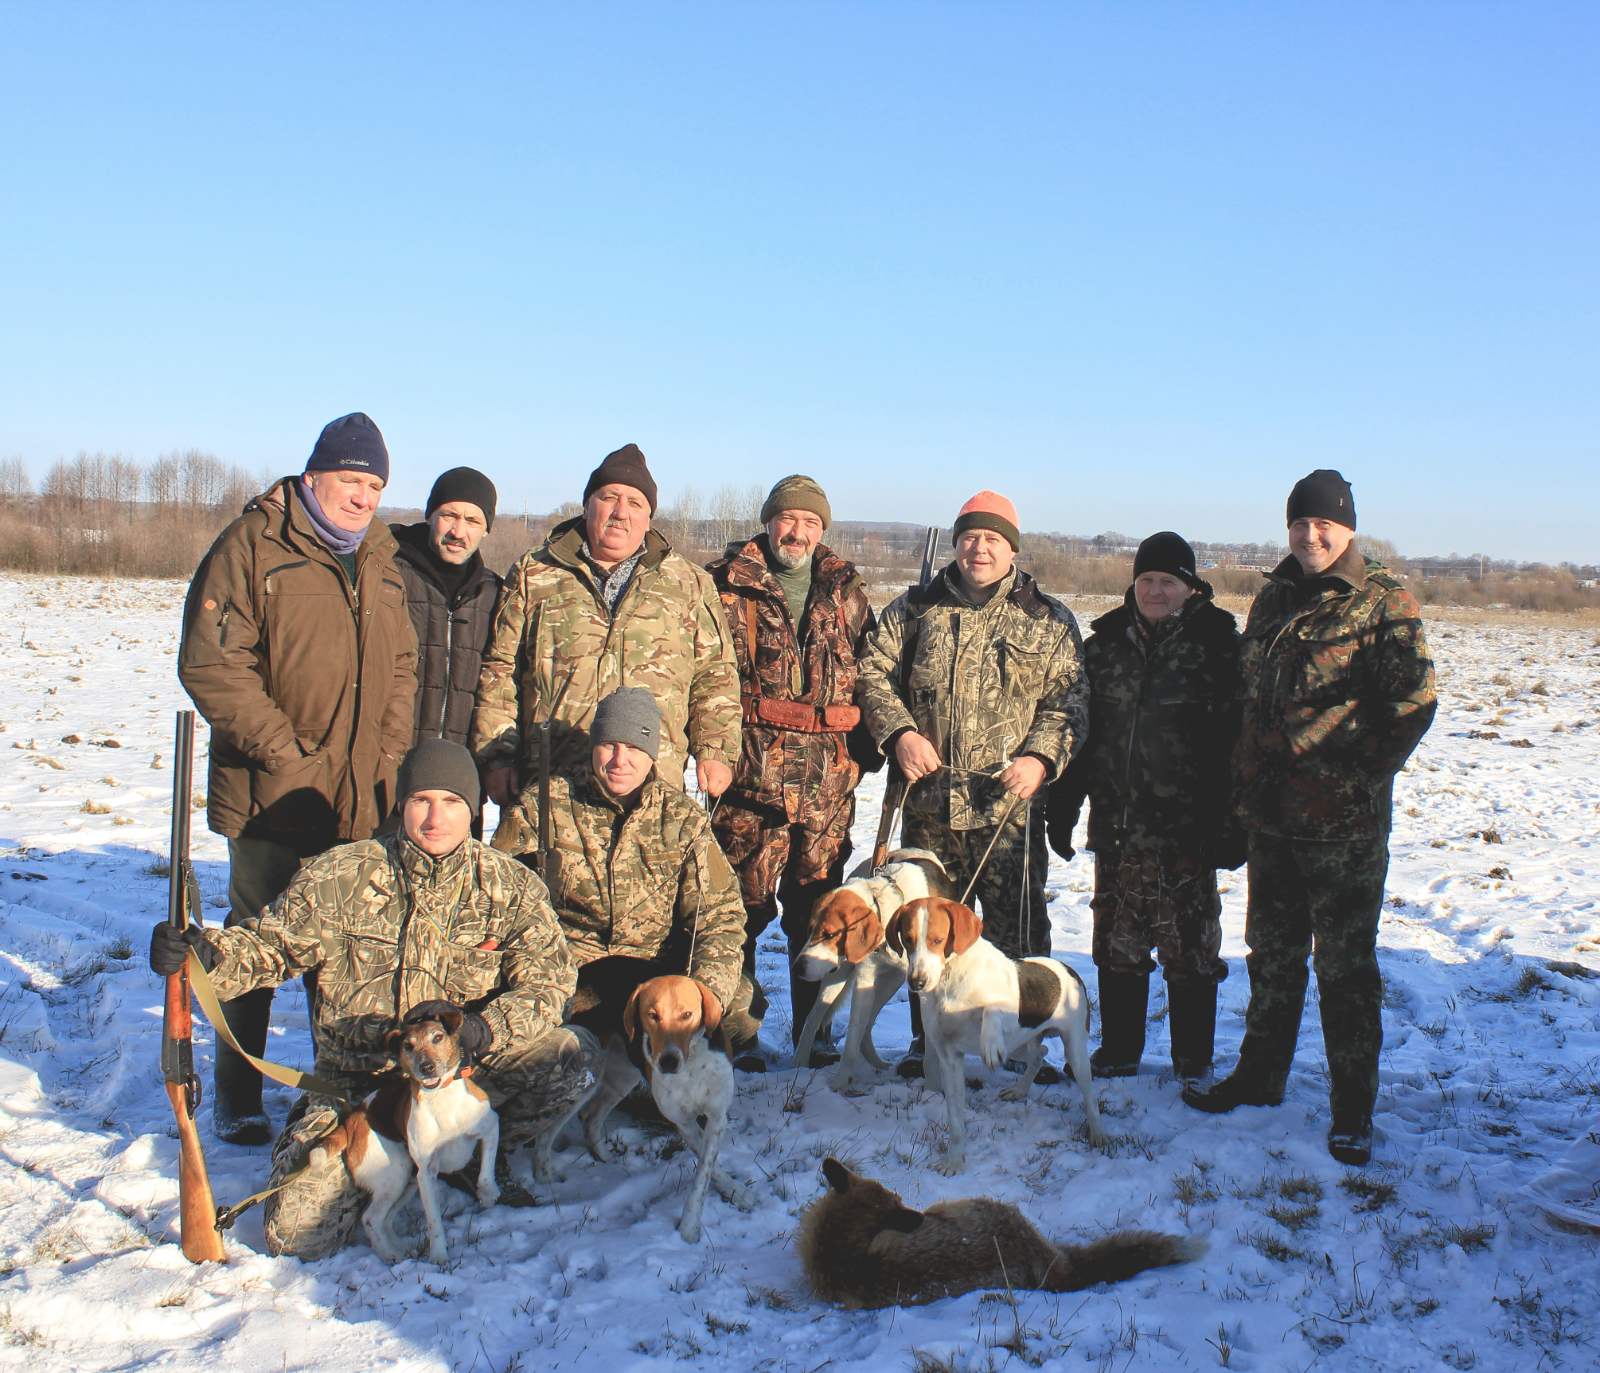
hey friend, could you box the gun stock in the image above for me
[161,710,226,1263]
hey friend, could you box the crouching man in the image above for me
[150,740,594,1259]
[491,687,745,1019]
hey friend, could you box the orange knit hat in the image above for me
[953,491,1020,551]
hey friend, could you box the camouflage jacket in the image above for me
[489,767,745,1008]
[1236,546,1436,841]
[706,534,881,825]
[471,517,740,788]
[857,565,1089,830]
[200,833,576,1076]
[1048,588,1240,854]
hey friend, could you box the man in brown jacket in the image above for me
[705,476,880,1068]
[178,412,417,1143]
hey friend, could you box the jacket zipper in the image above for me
[439,596,454,735]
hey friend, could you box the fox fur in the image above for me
[798,1157,1204,1308]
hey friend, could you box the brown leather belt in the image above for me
[741,693,860,733]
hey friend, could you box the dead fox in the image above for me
[799,1157,1204,1308]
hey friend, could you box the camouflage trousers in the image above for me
[262,1025,599,1259]
[1235,831,1389,1124]
[903,802,1050,959]
[1090,843,1227,984]
[712,801,852,1046]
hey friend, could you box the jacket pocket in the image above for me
[997,638,1047,697]
[443,941,503,1006]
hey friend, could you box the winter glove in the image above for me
[149,922,218,977]
[403,999,493,1062]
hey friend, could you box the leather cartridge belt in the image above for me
[741,692,860,733]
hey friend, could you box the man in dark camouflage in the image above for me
[491,687,746,1016]
[1047,532,1240,1083]
[858,492,1087,1074]
[1183,470,1436,1168]
[150,739,591,1259]
[705,476,881,1068]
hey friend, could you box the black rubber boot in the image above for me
[213,987,273,1145]
[1181,1068,1287,1114]
[1090,971,1149,1079]
[1167,977,1218,1082]
[789,968,840,1068]
[1327,1117,1374,1167]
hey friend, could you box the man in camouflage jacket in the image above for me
[1184,471,1436,1168]
[149,740,591,1259]
[472,444,740,802]
[858,492,1088,966]
[705,476,881,1066]
[1047,532,1239,1083]
[491,688,746,1015]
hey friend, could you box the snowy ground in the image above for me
[1,572,1597,1372]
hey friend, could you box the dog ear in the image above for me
[948,900,982,955]
[697,979,723,1036]
[879,1206,926,1234]
[622,984,644,1041]
[843,906,880,966]
[884,909,906,956]
[385,1026,404,1050]
[821,1157,853,1193]
[438,1009,464,1035]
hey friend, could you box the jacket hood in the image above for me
[907,563,1052,620]
[1266,540,1377,592]
[544,514,670,572]
[1091,585,1236,641]
[711,533,856,594]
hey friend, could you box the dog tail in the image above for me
[1045,1231,1206,1291]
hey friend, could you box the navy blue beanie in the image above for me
[306,412,390,485]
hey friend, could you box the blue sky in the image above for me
[2,3,1595,562]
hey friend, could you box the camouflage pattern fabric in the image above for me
[857,565,1088,831]
[1233,832,1389,1124]
[1048,588,1240,856]
[490,768,745,1010]
[1235,547,1436,842]
[262,1025,598,1259]
[199,833,578,1076]
[470,516,740,789]
[1089,842,1227,984]
[902,807,1050,960]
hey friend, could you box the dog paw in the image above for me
[934,1154,967,1177]
[477,1184,501,1208]
[428,1242,450,1266]
[677,1219,703,1244]
[997,1083,1030,1102]
[715,1174,757,1211]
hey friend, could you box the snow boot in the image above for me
[1167,977,1218,1082]
[213,987,273,1145]
[1090,970,1149,1078]
[1181,1067,1287,1114]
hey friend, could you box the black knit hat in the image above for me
[397,738,481,818]
[1133,531,1203,588]
[1286,469,1357,530]
[305,412,389,484]
[590,687,662,760]
[583,443,658,515]
[426,466,497,531]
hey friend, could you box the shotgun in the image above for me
[871,525,942,869]
[537,719,560,891]
[160,709,227,1263]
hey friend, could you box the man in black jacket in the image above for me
[391,467,503,756]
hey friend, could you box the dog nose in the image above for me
[908,974,928,992]
[658,1052,680,1074]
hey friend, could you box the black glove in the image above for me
[149,922,216,976]
[403,999,493,1061]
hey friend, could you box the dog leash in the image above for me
[958,792,1023,906]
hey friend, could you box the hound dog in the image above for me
[792,848,955,1091]
[308,1010,498,1265]
[887,896,1106,1175]
[531,959,754,1243]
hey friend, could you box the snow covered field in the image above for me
[1,572,1597,1372]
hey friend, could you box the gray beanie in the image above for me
[397,738,481,817]
[590,687,662,760]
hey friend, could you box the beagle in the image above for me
[792,848,954,1091]
[887,896,1106,1175]
[532,962,753,1243]
[309,1012,499,1265]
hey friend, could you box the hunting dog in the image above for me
[888,896,1106,1174]
[799,1157,1203,1307]
[792,848,954,1091]
[531,957,754,1243]
[308,1011,498,1266]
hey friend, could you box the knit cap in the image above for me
[397,738,481,818]
[584,443,658,514]
[305,412,390,485]
[591,687,662,760]
[760,474,831,528]
[1286,469,1357,530]
[953,491,1020,552]
[1133,531,1202,588]
[426,466,497,531]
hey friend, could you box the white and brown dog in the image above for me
[533,961,753,1243]
[309,1011,499,1265]
[887,896,1106,1175]
[792,848,954,1091]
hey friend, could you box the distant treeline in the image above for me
[0,452,1595,613]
